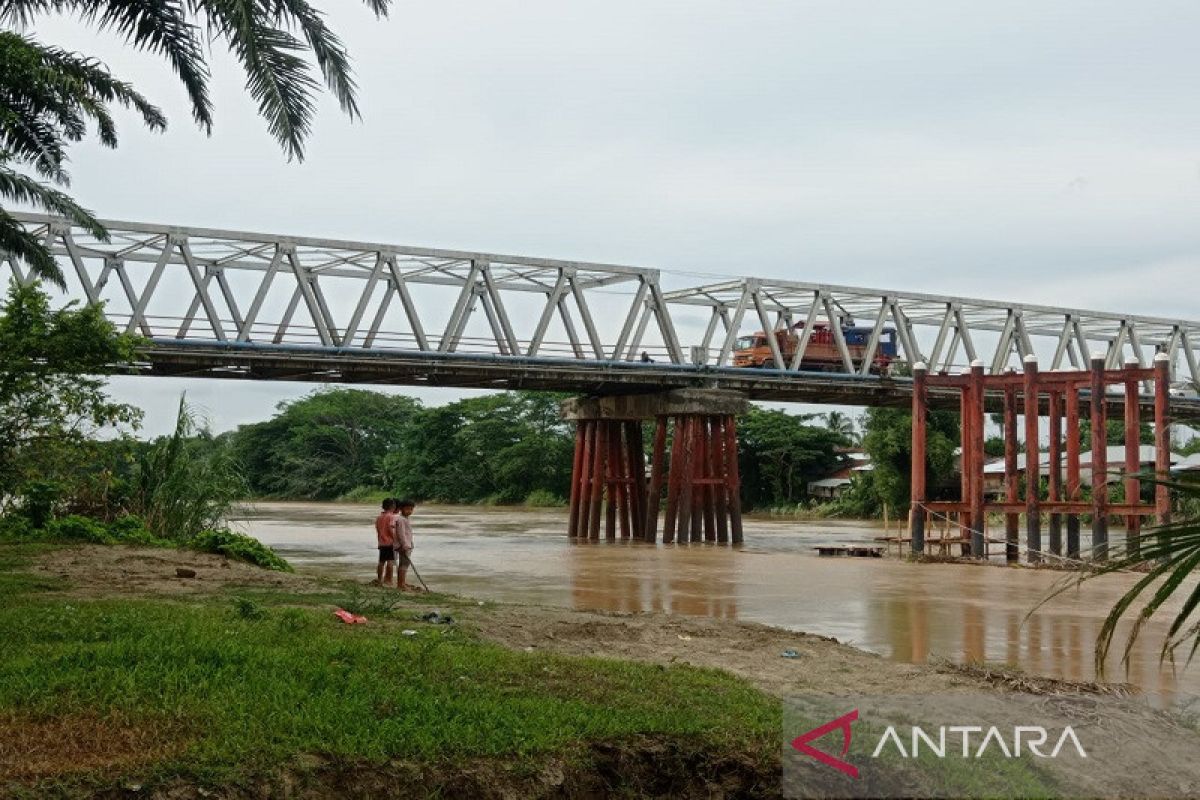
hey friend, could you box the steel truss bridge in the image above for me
[5,213,1200,421]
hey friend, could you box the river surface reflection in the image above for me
[232,502,1197,698]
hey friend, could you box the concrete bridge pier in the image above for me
[561,390,748,545]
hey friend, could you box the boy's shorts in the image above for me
[378,546,395,563]
[396,549,412,567]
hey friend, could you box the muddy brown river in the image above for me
[233,502,1197,699]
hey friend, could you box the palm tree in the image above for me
[824,411,858,444]
[0,0,391,286]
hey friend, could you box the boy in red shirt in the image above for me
[374,498,397,586]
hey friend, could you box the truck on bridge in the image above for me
[733,323,899,372]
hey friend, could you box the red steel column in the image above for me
[616,423,632,540]
[645,416,668,543]
[1065,383,1082,559]
[713,416,730,544]
[605,422,619,541]
[725,415,744,544]
[676,416,696,542]
[702,418,718,542]
[1123,366,1141,558]
[570,421,590,538]
[910,362,928,555]
[588,418,605,541]
[1024,355,1042,564]
[1003,382,1019,562]
[1048,390,1063,558]
[1154,353,1172,527]
[960,380,972,555]
[626,421,647,541]
[663,416,684,543]
[969,361,986,557]
[1090,355,1109,561]
[689,417,704,543]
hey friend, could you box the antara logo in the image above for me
[791,710,1088,777]
[791,709,860,778]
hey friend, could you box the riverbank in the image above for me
[0,542,1190,799]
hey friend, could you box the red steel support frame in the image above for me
[909,363,928,555]
[1024,356,1041,563]
[1090,356,1109,560]
[1154,354,1172,528]
[725,415,745,545]
[1124,369,1141,558]
[645,417,667,543]
[969,361,986,557]
[568,422,586,537]
[1048,390,1063,558]
[1003,382,1019,562]
[914,359,1164,563]
[1065,384,1082,559]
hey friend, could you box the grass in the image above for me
[0,543,1063,798]
[0,545,778,793]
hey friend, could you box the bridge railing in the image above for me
[2,213,1198,393]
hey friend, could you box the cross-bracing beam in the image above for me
[3,213,1199,398]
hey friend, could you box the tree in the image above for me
[737,408,844,508]
[232,389,419,500]
[823,410,858,445]
[0,0,392,284]
[860,405,960,513]
[0,282,141,512]
[387,393,575,504]
[1079,419,1155,450]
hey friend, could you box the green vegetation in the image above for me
[0,285,284,570]
[232,389,420,500]
[0,0,392,285]
[188,529,292,572]
[0,283,142,511]
[0,548,776,793]
[737,409,847,507]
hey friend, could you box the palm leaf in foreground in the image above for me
[1035,475,1200,678]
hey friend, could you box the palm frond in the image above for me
[0,160,107,287]
[1,0,211,131]
[0,30,166,183]
[0,206,65,286]
[199,0,318,160]
[266,0,360,119]
[358,0,390,19]
[1034,474,1200,678]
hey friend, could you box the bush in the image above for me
[189,529,292,572]
[45,515,116,544]
[0,515,38,542]
[523,489,565,507]
[39,514,170,547]
[336,486,390,504]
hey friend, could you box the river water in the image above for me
[232,502,1197,699]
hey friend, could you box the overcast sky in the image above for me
[21,1,1200,434]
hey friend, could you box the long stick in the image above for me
[406,554,431,592]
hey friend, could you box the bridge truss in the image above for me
[3,213,1199,418]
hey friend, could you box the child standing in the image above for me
[375,498,397,586]
[392,499,417,591]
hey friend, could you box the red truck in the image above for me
[732,323,898,372]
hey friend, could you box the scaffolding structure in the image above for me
[909,354,1172,562]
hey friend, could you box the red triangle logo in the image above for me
[790,709,859,778]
